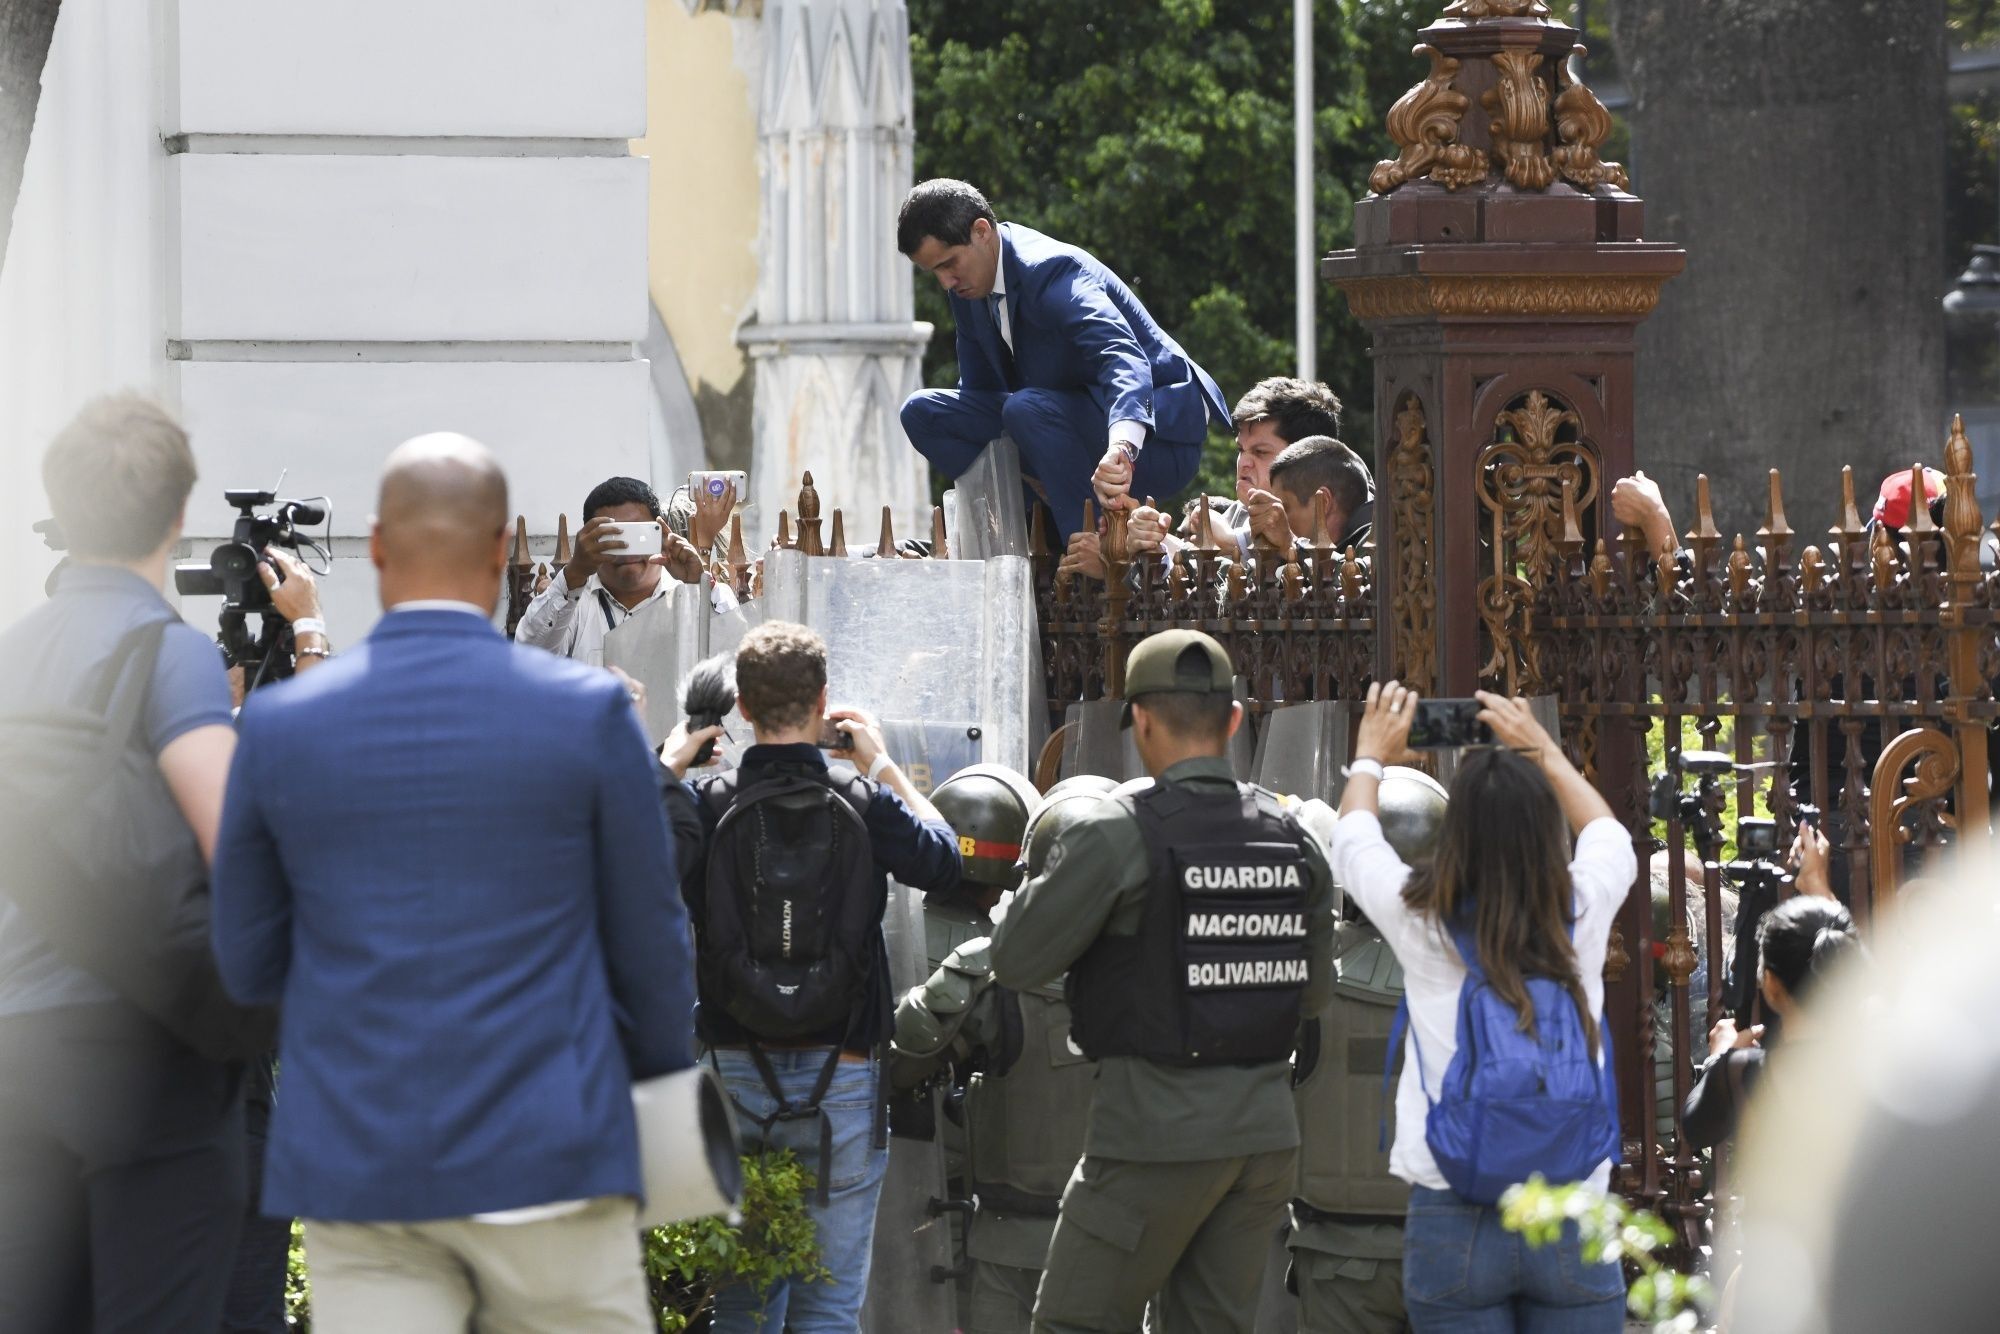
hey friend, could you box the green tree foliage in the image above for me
[1501,1176,1712,1331]
[646,1149,830,1331]
[908,0,1444,500]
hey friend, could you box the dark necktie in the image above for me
[987,292,1020,389]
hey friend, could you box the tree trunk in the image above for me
[0,0,62,275]
[1609,0,1949,538]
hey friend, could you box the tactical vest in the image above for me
[1293,921,1407,1217]
[1069,782,1314,1066]
[965,981,1093,1215]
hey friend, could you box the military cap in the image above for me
[1119,629,1234,728]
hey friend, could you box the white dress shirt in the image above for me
[512,567,676,667]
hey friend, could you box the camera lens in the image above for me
[211,542,259,580]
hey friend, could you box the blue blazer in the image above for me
[211,610,696,1222]
[949,221,1230,447]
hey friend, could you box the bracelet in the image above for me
[1342,757,1385,782]
[291,617,327,639]
[867,752,893,781]
[295,646,331,661]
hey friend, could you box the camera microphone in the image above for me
[286,500,328,527]
[681,652,736,767]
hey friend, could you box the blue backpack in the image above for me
[1388,924,1620,1205]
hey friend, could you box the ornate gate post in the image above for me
[1324,0,1685,1192]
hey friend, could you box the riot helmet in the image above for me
[1377,765,1449,868]
[1044,774,1119,802]
[932,763,1041,888]
[1022,780,1117,879]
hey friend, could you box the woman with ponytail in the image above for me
[1683,894,1862,1150]
[1331,684,1637,1332]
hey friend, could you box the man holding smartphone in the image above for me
[514,476,710,667]
[658,621,963,1333]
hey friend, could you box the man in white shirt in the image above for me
[515,477,712,667]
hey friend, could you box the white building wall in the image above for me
[0,0,652,644]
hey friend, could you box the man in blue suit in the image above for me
[211,433,694,1334]
[897,178,1230,539]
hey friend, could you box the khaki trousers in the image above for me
[306,1197,653,1334]
[1031,1149,1296,1334]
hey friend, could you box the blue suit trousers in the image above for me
[901,387,1200,540]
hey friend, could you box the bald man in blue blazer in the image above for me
[897,179,1229,540]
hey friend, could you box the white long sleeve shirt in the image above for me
[1327,810,1636,1192]
[512,567,674,666]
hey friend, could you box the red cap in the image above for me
[1872,466,1946,529]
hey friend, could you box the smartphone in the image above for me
[689,471,749,510]
[1407,698,1493,750]
[816,718,855,751]
[602,520,663,558]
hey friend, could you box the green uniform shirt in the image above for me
[989,757,1337,1163]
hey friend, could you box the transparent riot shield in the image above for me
[945,435,1030,561]
[761,549,1036,776]
[604,576,767,754]
[1252,701,1352,806]
[863,873,963,1332]
[602,578,709,747]
[1062,698,1143,782]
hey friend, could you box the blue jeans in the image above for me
[1402,1186,1625,1333]
[708,1049,888,1334]
[900,387,1200,540]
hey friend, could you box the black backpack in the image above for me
[0,621,276,1061]
[697,765,882,1199]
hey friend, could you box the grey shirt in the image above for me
[0,564,233,1015]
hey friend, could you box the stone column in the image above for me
[734,0,933,548]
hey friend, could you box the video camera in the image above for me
[1650,748,1821,1023]
[174,486,330,685]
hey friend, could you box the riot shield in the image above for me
[1063,698,1140,782]
[601,578,707,746]
[863,871,963,1332]
[946,435,1030,560]
[762,549,1036,775]
[1252,701,1352,806]
[604,576,768,754]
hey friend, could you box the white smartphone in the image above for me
[689,470,749,511]
[603,521,663,558]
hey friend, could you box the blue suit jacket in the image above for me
[949,221,1229,446]
[211,610,696,1222]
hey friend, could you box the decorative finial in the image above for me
[1759,469,1793,541]
[1688,475,1721,546]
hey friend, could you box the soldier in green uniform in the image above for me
[906,764,1045,1320]
[1287,766,1446,1334]
[891,780,1115,1333]
[990,629,1338,1334]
